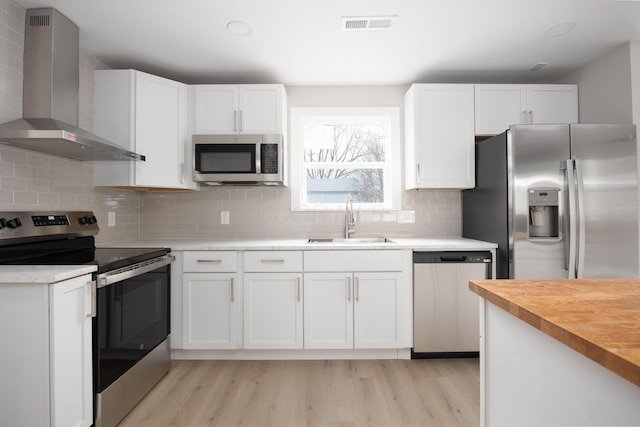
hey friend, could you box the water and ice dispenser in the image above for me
[528,188,559,238]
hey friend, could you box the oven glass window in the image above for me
[196,144,256,173]
[95,265,170,392]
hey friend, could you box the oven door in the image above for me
[94,256,172,393]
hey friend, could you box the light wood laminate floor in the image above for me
[120,358,480,427]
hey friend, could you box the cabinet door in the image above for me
[135,72,187,187]
[194,85,239,134]
[244,273,303,349]
[50,275,93,427]
[405,84,475,189]
[303,273,353,349]
[238,85,285,134]
[354,272,401,348]
[527,85,578,124]
[475,85,527,135]
[182,273,238,349]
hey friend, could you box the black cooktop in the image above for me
[0,235,169,273]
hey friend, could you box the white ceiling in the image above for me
[11,0,640,85]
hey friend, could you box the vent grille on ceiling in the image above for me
[341,16,397,31]
[29,14,50,27]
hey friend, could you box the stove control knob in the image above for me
[0,218,6,229]
[6,217,22,229]
[78,216,87,225]
[87,215,97,225]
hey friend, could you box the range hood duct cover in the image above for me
[0,8,145,161]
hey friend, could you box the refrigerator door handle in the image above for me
[565,159,578,278]
[574,159,586,278]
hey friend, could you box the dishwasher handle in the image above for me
[440,255,467,262]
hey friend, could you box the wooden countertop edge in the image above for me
[469,280,640,388]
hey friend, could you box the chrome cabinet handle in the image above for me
[355,276,360,301]
[297,277,301,302]
[230,277,235,302]
[522,110,527,124]
[234,110,238,132]
[347,276,351,302]
[239,110,244,132]
[416,163,421,184]
[197,259,222,264]
[88,280,97,318]
[261,259,285,264]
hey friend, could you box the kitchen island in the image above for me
[470,279,640,427]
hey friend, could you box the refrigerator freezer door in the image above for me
[511,125,571,279]
[570,124,638,278]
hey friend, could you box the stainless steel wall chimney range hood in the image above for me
[0,8,145,162]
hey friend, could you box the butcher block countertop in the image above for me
[469,279,640,388]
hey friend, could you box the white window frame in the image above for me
[290,107,401,211]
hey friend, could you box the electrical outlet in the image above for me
[108,211,116,227]
[221,211,230,224]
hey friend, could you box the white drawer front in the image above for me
[244,251,303,272]
[304,250,403,272]
[183,251,238,272]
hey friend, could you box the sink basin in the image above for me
[307,237,395,244]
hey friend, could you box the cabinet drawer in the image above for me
[183,251,238,272]
[244,251,303,272]
[304,250,403,272]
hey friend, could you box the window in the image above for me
[290,107,400,211]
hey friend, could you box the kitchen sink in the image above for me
[307,237,395,244]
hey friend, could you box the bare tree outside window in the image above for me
[303,124,386,204]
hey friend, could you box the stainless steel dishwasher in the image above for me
[412,251,492,358]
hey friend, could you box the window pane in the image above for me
[303,124,386,164]
[306,169,384,203]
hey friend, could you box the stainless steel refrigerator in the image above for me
[463,124,638,279]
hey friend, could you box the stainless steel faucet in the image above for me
[345,193,356,238]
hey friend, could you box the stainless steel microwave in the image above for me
[192,134,284,185]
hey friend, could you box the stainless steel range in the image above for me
[0,211,173,427]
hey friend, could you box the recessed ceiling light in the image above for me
[227,21,251,36]
[545,22,576,37]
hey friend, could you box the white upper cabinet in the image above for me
[94,69,196,190]
[404,84,475,190]
[475,84,578,135]
[194,84,287,134]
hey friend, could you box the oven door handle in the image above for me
[96,254,175,288]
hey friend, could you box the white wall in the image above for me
[558,42,633,124]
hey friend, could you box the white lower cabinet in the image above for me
[304,271,401,349]
[303,250,404,350]
[181,251,239,349]
[243,251,304,349]
[304,273,353,349]
[243,272,303,349]
[177,249,407,354]
[182,273,238,349]
[0,274,93,427]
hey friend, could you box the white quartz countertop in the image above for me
[0,265,97,284]
[98,237,497,251]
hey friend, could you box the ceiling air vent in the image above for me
[341,16,397,31]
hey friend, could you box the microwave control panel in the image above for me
[261,144,279,174]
